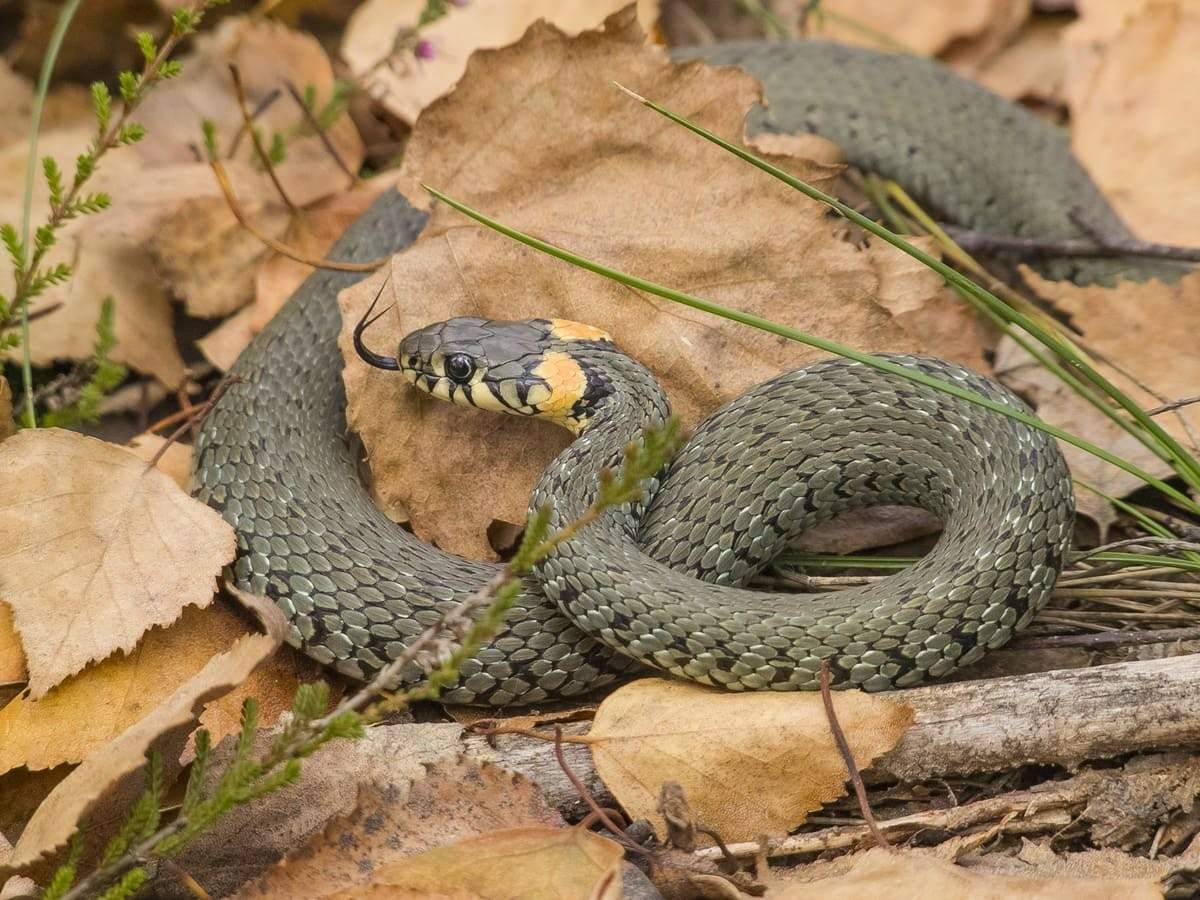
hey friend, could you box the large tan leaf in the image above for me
[0,604,24,690]
[342,0,660,124]
[772,847,1161,899]
[587,678,912,842]
[244,756,564,898]
[0,603,294,776]
[0,627,279,874]
[340,10,989,558]
[1065,0,1200,244]
[0,429,235,697]
[807,0,1026,60]
[332,826,624,900]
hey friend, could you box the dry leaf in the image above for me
[342,0,660,124]
[243,756,563,898]
[0,62,34,150]
[975,15,1069,105]
[0,604,25,689]
[587,678,913,842]
[1,627,279,873]
[334,826,624,900]
[0,429,235,697]
[198,305,259,373]
[0,604,269,776]
[995,268,1200,514]
[171,722,466,897]
[807,0,1025,58]
[126,433,193,489]
[340,10,987,558]
[772,847,1161,899]
[1065,1,1200,244]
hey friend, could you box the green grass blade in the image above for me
[423,183,1200,516]
[615,85,1200,491]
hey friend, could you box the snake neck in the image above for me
[530,344,672,529]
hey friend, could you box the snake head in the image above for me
[396,316,614,434]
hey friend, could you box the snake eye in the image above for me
[444,353,476,384]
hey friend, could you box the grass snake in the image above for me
[193,40,1097,705]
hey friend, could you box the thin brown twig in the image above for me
[146,375,241,469]
[283,80,358,185]
[228,64,298,214]
[226,87,282,158]
[1148,395,1200,417]
[206,158,387,272]
[1010,625,1200,651]
[818,660,891,850]
[553,726,651,857]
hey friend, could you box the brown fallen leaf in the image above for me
[1065,0,1200,244]
[0,604,272,776]
[0,61,34,151]
[243,756,564,898]
[342,0,661,124]
[586,677,913,843]
[994,267,1200,523]
[807,0,1025,59]
[330,826,624,900]
[974,15,1069,107]
[170,722,466,897]
[771,846,1161,899]
[0,626,279,874]
[0,428,235,698]
[340,10,989,558]
[0,604,25,693]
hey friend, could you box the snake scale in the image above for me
[192,40,1097,706]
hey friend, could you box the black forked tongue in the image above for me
[353,278,400,371]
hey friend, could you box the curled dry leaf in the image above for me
[342,0,660,124]
[330,826,624,900]
[0,429,235,698]
[771,847,1161,899]
[1065,0,1200,244]
[587,678,913,842]
[340,9,989,558]
[0,604,280,777]
[975,16,1069,106]
[0,626,280,874]
[244,756,563,898]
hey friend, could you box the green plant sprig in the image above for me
[4,0,230,427]
[46,418,681,899]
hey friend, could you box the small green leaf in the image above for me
[117,122,146,145]
[182,729,212,816]
[171,7,197,34]
[42,156,65,205]
[34,224,56,255]
[160,59,183,79]
[0,223,25,270]
[74,151,95,184]
[201,119,219,159]
[136,30,157,64]
[41,831,84,900]
[118,70,139,104]
[96,867,148,900]
[267,131,286,166]
[90,81,112,132]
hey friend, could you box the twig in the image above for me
[206,157,387,272]
[146,375,241,469]
[554,726,650,857]
[945,225,1200,263]
[818,659,891,850]
[1149,395,1200,416]
[226,87,282,159]
[1010,625,1200,651]
[284,80,358,185]
[228,64,298,214]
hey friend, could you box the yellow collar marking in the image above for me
[532,350,588,433]
[547,319,612,343]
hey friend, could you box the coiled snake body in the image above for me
[193,41,1086,706]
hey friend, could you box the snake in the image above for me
[192,40,1102,706]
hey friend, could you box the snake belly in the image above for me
[193,41,1089,705]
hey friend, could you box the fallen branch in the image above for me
[463,653,1200,809]
[945,226,1200,263]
